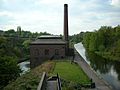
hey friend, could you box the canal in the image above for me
[74,43,120,90]
[18,61,30,75]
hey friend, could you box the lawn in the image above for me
[4,61,90,90]
[53,61,90,84]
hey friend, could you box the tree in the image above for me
[4,29,16,37]
[22,39,32,56]
[0,56,20,89]
[88,32,98,51]
[0,36,21,89]
[83,32,91,49]
[82,25,120,61]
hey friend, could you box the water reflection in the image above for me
[88,52,120,90]
[75,43,120,90]
[114,62,120,80]
[86,51,112,74]
[87,51,120,81]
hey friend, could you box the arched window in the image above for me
[55,49,59,55]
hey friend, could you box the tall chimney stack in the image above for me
[64,4,69,55]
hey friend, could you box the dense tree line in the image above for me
[69,32,84,47]
[82,25,120,61]
[0,37,21,89]
[0,27,51,61]
[0,29,50,38]
[0,26,51,89]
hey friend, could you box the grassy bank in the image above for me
[52,61,90,90]
[4,61,55,90]
[53,61,90,84]
[4,60,90,90]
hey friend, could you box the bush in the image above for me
[0,56,20,89]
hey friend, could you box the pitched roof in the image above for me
[38,35,62,39]
[30,35,66,45]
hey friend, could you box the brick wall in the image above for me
[30,44,66,68]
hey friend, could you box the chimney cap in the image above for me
[64,4,68,6]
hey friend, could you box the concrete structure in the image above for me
[30,4,71,68]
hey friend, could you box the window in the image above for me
[55,49,59,55]
[45,49,49,55]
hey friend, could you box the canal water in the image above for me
[74,43,120,90]
[18,61,30,75]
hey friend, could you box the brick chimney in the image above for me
[63,4,69,55]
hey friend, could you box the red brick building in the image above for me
[30,35,67,68]
[30,4,70,68]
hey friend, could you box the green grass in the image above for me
[53,61,90,84]
[4,60,90,90]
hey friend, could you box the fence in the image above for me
[37,72,62,90]
[57,73,62,90]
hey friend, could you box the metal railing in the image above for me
[57,73,62,90]
[37,72,62,90]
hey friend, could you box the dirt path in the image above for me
[75,52,113,90]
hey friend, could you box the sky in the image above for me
[0,0,120,35]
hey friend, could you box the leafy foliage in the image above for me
[69,32,84,47]
[0,28,51,38]
[0,27,52,89]
[4,61,55,90]
[83,25,120,61]
[0,37,21,89]
[4,61,90,90]
[0,26,52,60]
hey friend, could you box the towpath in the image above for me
[75,52,113,90]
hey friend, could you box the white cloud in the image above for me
[110,0,120,7]
[1,0,19,6]
[0,10,63,34]
[0,0,120,35]
[0,11,13,17]
[35,0,72,5]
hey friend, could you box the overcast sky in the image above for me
[0,0,120,35]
